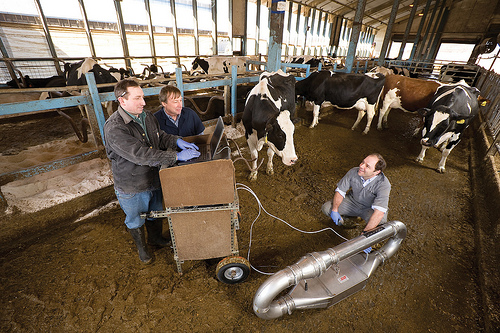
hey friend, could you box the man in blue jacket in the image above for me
[104,79,201,264]
[154,85,205,136]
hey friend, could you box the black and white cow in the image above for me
[7,75,66,89]
[191,56,252,75]
[64,58,118,92]
[242,69,298,180]
[284,55,322,68]
[295,70,386,133]
[64,58,119,114]
[416,80,489,173]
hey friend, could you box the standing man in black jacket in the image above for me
[104,79,200,263]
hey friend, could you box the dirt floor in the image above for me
[0,103,496,332]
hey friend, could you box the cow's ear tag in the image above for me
[456,119,465,124]
[265,134,268,143]
[481,101,487,106]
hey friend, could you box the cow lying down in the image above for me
[416,80,490,173]
[242,70,298,180]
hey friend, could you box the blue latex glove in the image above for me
[177,149,201,161]
[177,138,199,151]
[330,211,342,226]
[363,247,372,254]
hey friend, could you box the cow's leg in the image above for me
[436,148,452,173]
[361,104,375,135]
[247,134,260,181]
[310,104,321,128]
[351,109,366,132]
[266,147,275,175]
[416,145,429,164]
[382,108,392,129]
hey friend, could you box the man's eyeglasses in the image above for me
[118,91,127,98]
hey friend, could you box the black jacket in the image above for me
[104,106,179,193]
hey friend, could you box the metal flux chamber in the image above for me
[253,220,407,319]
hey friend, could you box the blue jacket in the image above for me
[154,107,205,137]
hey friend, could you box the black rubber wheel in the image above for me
[216,256,250,284]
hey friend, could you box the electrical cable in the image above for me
[236,182,349,276]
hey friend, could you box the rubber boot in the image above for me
[145,219,171,247]
[129,225,152,264]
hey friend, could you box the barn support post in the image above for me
[285,1,293,57]
[415,0,440,61]
[397,0,419,60]
[169,0,181,67]
[192,0,200,55]
[421,0,446,62]
[84,72,106,147]
[77,0,96,58]
[316,11,322,56]
[175,67,184,100]
[321,12,328,56]
[228,0,233,54]
[0,37,19,85]
[329,15,342,57]
[309,9,316,55]
[231,65,237,125]
[409,0,432,62]
[255,0,261,55]
[345,0,368,73]
[33,0,63,76]
[113,0,132,70]
[302,8,310,55]
[144,0,157,65]
[211,0,218,54]
[426,4,449,63]
[268,0,286,72]
[376,0,400,67]
[294,4,301,56]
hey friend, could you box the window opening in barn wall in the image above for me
[149,0,176,72]
[435,43,475,62]
[387,42,414,60]
[245,0,256,56]
[216,0,231,55]
[477,44,500,74]
[258,0,269,56]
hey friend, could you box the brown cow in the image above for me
[377,75,442,131]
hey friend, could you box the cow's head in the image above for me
[191,57,209,74]
[418,106,471,148]
[264,110,297,166]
